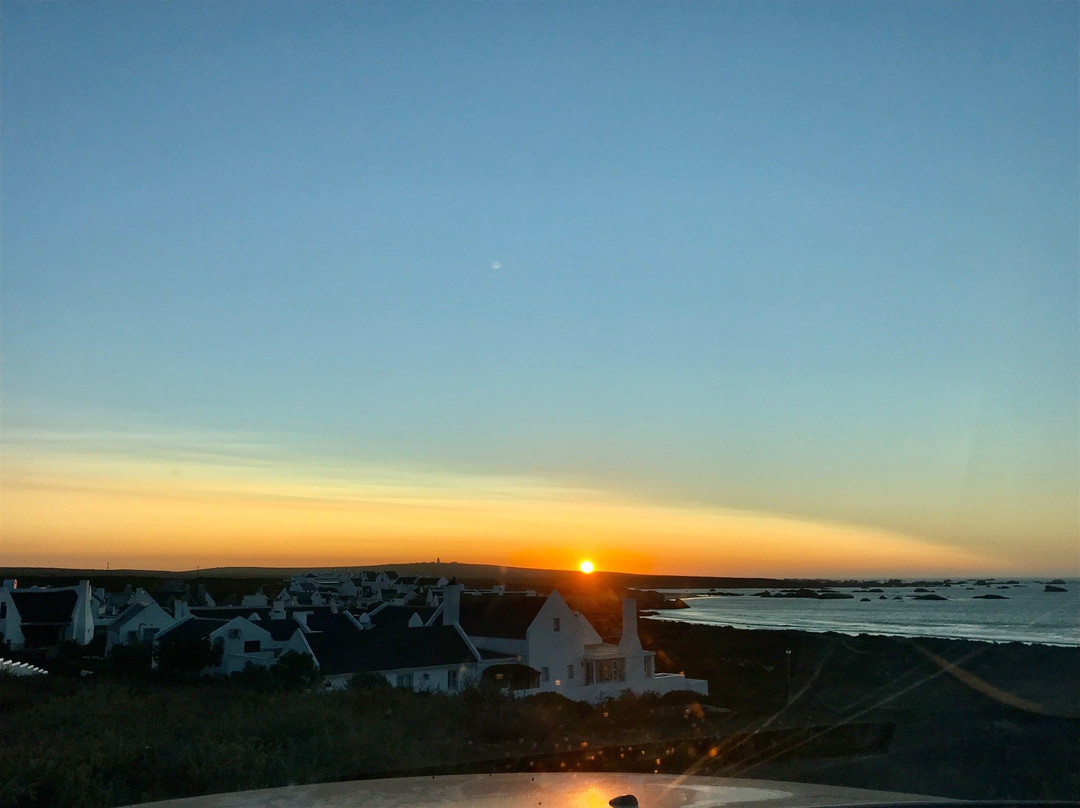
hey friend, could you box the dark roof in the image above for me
[415,577,440,587]
[190,607,269,621]
[459,595,547,639]
[9,590,78,624]
[305,625,477,676]
[363,606,435,630]
[262,619,303,641]
[479,648,518,660]
[189,605,332,622]
[110,601,155,629]
[156,617,227,643]
[304,612,360,633]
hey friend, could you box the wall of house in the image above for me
[322,662,479,693]
[467,635,528,658]
[0,587,24,649]
[209,618,280,675]
[69,581,95,646]
[525,592,592,691]
[105,600,177,652]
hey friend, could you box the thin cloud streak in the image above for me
[1,429,1011,576]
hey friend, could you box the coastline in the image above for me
[643,584,1080,648]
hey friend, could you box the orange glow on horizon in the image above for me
[579,560,595,574]
[1,439,1068,576]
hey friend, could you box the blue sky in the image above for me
[2,2,1077,574]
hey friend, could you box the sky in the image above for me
[1,1,1077,577]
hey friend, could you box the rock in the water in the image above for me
[1044,584,1068,593]
[973,594,1008,600]
[912,593,948,601]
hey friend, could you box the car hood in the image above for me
[126,772,942,808]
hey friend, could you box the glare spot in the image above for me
[491,261,502,270]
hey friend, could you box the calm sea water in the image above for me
[651,581,1080,646]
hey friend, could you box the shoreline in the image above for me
[647,614,1080,649]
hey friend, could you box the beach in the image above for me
[649,581,1080,646]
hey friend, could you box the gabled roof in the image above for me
[156,617,227,643]
[414,577,441,587]
[305,624,477,676]
[9,590,78,624]
[304,611,359,634]
[188,605,332,622]
[110,601,158,631]
[261,619,304,642]
[459,594,547,639]
[362,605,435,630]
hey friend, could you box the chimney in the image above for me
[174,599,191,620]
[617,597,642,654]
[442,583,463,626]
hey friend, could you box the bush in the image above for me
[107,642,152,676]
[349,670,392,690]
[154,636,222,678]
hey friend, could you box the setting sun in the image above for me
[579,560,595,574]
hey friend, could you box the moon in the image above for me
[491,261,502,270]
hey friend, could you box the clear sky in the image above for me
[2,1,1077,576]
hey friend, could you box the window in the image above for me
[644,656,654,677]
[0,602,6,618]
[228,628,241,639]
[553,617,560,632]
[396,673,414,688]
[567,664,574,680]
[541,666,549,682]
[448,669,459,690]
[589,658,627,683]
[243,639,260,653]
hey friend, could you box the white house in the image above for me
[457,589,708,704]
[105,599,177,652]
[298,616,490,693]
[154,613,310,675]
[0,580,95,650]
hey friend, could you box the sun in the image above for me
[579,560,595,574]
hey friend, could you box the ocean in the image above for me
[650,580,1080,646]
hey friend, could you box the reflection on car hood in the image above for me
[125,773,940,808]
